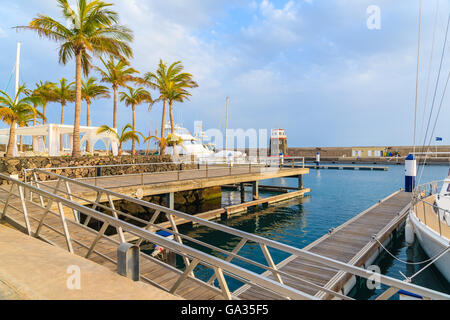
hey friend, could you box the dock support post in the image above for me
[252,181,259,200]
[298,175,303,190]
[240,183,245,203]
[167,192,174,209]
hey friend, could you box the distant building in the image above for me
[269,129,288,156]
[351,147,386,158]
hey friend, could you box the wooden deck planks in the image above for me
[235,190,411,300]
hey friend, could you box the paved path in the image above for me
[0,224,181,300]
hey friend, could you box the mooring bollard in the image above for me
[405,154,416,192]
[117,243,140,281]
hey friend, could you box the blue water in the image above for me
[181,164,450,298]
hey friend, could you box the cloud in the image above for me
[0,0,447,147]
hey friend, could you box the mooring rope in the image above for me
[373,237,450,266]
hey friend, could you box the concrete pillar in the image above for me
[167,192,174,209]
[252,181,259,200]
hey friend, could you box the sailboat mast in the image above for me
[15,42,21,96]
[224,96,229,150]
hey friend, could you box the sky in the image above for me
[0,0,450,148]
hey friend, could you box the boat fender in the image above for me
[405,217,414,246]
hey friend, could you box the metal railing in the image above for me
[0,169,446,300]
[22,159,305,189]
[412,180,450,237]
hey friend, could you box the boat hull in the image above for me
[409,212,450,283]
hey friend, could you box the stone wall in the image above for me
[113,186,222,218]
[0,155,198,182]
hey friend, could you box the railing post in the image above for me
[18,185,32,236]
[1,183,15,219]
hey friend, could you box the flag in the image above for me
[436,137,443,142]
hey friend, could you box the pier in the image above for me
[0,168,447,300]
[234,189,412,299]
[29,163,309,207]
[286,164,388,171]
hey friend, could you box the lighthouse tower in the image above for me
[269,129,288,157]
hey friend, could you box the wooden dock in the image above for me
[156,188,311,229]
[234,189,411,299]
[38,165,309,204]
[301,164,388,171]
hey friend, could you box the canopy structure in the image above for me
[0,124,119,157]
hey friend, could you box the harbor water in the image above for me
[179,164,450,299]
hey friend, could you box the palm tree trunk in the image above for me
[113,85,118,129]
[118,143,123,156]
[42,103,47,124]
[132,104,136,156]
[169,100,175,134]
[60,102,65,151]
[72,52,82,157]
[86,101,91,153]
[33,104,37,126]
[160,99,167,155]
[42,103,47,145]
[6,121,16,157]
[169,100,178,156]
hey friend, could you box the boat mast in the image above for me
[224,96,229,150]
[15,42,21,96]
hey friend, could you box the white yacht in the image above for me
[406,174,450,283]
[163,123,247,163]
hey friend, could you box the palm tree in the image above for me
[19,0,133,157]
[97,124,140,156]
[119,87,153,155]
[82,77,110,152]
[144,60,197,154]
[32,81,57,124]
[95,56,141,129]
[144,134,183,156]
[0,85,41,157]
[53,78,75,125]
[164,61,198,135]
[144,60,169,154]
[53,78,75,150]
